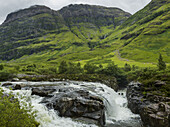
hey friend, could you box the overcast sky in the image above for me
[0,0,151,24]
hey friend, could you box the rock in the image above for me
[49,78,60,82]
[20,79,27,82]
[44,88,105,126]
[154,80,166,87]
[140,103,170,127]
[12,78,19,81]
[14,84,21,90]
[2,82,13,86]
[127,81,170,127]
[31,87,56,97]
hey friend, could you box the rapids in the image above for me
[0,81,142,127]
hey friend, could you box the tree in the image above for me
[84,63,98,74]
[0,64,4,70]
[58,61,68,74]
[124,63,131,72]
[158,54,166,70]
[103,63,120,76]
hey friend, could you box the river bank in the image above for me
[127,82,170,127]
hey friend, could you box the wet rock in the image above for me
[14,84,21,90]
[140,103,170,127]
[49,78,60,82]
[12,78,19,81]
[127,81,170,127]
[20,79,27,82]
[31,87,56,97]
[2,82,13,86]
[45,88,105,126]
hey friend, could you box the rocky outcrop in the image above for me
[127,81,170,127]
[41,87,106,126]
[59,4,131,26]
[31,87,56,97]
[140,102,170,127]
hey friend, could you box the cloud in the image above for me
[0,0,151,24]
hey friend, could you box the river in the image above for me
[1,81,142,127]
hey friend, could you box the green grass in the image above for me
[0,1,170,68]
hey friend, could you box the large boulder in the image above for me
[31,87,56,97]
[127,81,170,127]
[140,103,170,127]
[2,82,13,86]
[44,88,106,126]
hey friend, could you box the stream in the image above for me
[1,81,142,127]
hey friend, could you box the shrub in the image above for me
[0,70,14,81]
[157,54,166,71]
[0,88,39,127]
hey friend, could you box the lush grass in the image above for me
[0,1,170,68]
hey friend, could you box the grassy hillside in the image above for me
[118,0,170,63]
[0,0,169,69]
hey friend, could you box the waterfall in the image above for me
[0,81,141,127]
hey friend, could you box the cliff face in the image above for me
[3,4,131,27]
[59,4,131,27]
[4,5,53,24]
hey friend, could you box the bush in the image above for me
[0,64,4,70]
[0,88,39,127]
[0,70,14,81]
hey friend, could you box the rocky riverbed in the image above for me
[1,81,141,127]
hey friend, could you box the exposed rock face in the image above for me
[59,4,131,26]
[127,82,170,127]
[41,87,106,126]
[4,5,53,24]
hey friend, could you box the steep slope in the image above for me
[0,0,169,66]
[117,0,170,62]
[0,4,130,61]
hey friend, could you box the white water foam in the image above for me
[1,81,141,127]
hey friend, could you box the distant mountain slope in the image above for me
[117,0,170,62]
[0,0,169,66]
[0,4,130,61]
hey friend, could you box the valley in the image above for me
[0,0,170,127]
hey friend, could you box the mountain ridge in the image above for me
[0,4,131,61]
[0,0,169,67]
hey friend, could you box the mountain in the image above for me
[0,4,130,63]
[0,0,169,67]
[117,0,170,62]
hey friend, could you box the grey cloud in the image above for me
[0,0,151,24]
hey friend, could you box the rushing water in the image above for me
[1,81,142,127]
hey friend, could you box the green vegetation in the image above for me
[0,0,169,92]
[0,1,169,67]
[0,88,39,127]
[158,54,166,70]
[127,67,170,97]
[0,2,169,126]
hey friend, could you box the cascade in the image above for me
[1,81,142,127]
